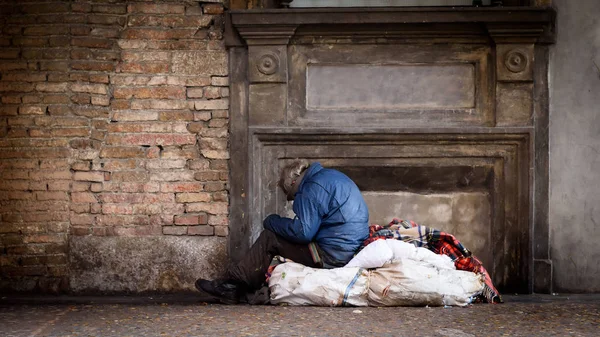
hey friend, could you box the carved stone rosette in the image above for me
[497,44,535,82]
[248,46,287,83]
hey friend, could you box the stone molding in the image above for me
[249,130,531,292]
[227,7,555,46]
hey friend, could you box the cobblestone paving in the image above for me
[1,295,598,337]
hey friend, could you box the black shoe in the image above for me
[195,278,244,304]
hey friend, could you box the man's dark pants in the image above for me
[227,229,318,290]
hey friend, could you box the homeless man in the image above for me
[195,160,370,304]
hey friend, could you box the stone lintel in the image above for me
[228,7,555,46]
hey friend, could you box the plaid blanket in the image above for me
[363,218,502,304]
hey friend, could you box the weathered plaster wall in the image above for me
[549,0,600,292]
[0,0,229,293]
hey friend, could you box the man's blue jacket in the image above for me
[263,162,369,264]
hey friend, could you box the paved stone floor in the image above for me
[0,294,598,337]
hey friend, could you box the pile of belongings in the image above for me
[267,219,502,307]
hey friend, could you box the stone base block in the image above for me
[69,236,227,293]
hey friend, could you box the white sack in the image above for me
[385,240,455,270]
[344,239,393,269]
[368,259,484,307]
[345,239,454,270]
[268,261,369,306]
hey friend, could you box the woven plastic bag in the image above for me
[268,261,369,306]
[368,259,484,307]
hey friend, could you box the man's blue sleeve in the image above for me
[262,190,322,244]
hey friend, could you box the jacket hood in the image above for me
[296,162,323,194]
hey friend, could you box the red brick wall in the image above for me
[0,0,229,292]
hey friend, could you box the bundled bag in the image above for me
[368,259,484,307]
[268,261,369,306]
[365,219,502,303]
[268,242,485,307]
